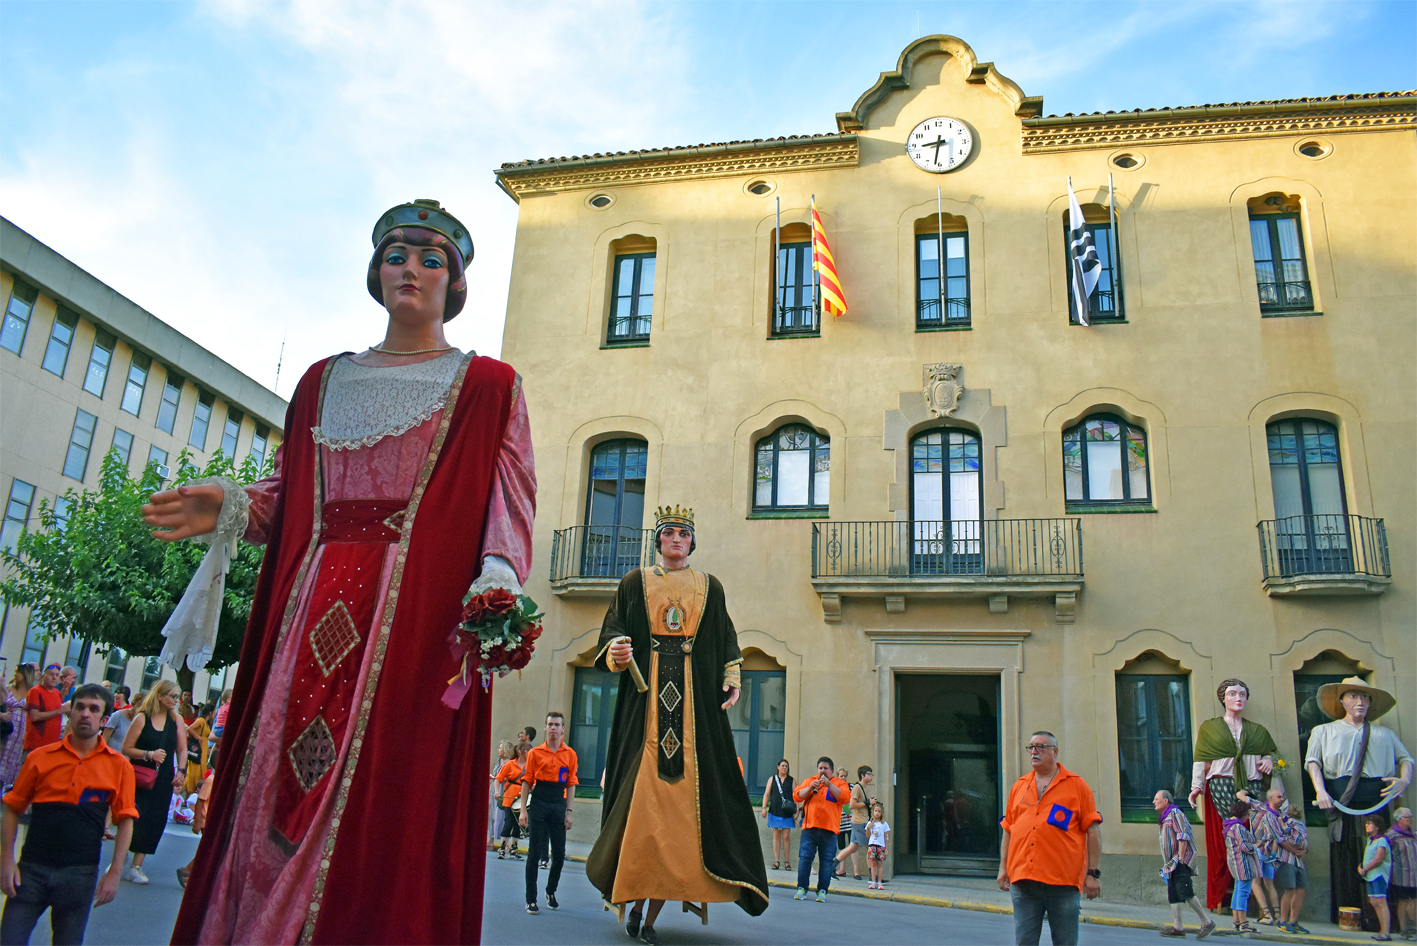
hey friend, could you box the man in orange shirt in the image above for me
[2,683,137,945]
[518,712,577,915]
[24,665,69,755]
[997,731,1102,946]
[793,756,849,902]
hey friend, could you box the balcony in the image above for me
[549,525,655,597]
[811,519,1084,623]
[1258,515,1391,596]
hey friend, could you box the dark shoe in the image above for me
[546,891,559,910]
[539,859,548,868]
[639,926,660,946]
[511,851,524,860]
[526,902,539,915]
[1197,920,1216,939]
[772,861,780,870]
[1159,929,1185,938]
[853,874,862,880]
[625,909,642,938]
[175,866,190,888]
[497,851,505,859]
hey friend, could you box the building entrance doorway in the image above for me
[895,673,1000,876]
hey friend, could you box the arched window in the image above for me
[754,424,828,512]
[910,428,982,574]
[1266,419,1350,573]
[583,439,647,576]
[1063,414,1149,504]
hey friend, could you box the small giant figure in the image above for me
[1305,677,1413,929]
[586,506,768,945]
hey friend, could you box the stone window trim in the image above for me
[753,209,831,336]
[733,401,845,520]
[563,417,665,534]
[896,197,986,329]
[884,384,1004,522]
[586,224,669,342]
[1244,394,1374,526]
[1042,389,1170,513]
[1227,179,1333,316]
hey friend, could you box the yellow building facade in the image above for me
[491,37,1414,910]
[1,217,285,702]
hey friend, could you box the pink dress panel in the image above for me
[479,393,535,583]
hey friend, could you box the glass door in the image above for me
[910,429,982,574]
[1267,420,1350,573]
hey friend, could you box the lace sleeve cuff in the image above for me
[192,476,250,547]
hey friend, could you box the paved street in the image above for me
[21,832,1147,946]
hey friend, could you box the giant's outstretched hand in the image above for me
[142,484,225,542]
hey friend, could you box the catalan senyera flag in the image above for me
[810,196,848,318]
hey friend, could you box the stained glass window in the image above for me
[911,429,982,574]
[1064,414,1149,504]
[754,424,829,511]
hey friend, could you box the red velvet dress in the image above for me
[171,352,534,945]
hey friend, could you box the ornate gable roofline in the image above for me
[836,34,1041,133]
[494,134,858,203]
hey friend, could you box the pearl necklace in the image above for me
[368,344,455,356]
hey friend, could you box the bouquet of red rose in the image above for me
[441,587,544,709]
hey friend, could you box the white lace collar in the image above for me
[311,350,464,451]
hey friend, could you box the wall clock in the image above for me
[906,117,973,173]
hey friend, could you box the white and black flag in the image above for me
[1067,177,1101,326]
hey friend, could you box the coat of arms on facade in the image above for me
[923,363,965,417]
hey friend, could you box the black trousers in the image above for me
[0,862,98,946]
[524,798,566,905]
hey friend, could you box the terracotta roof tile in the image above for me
[1040,91,1415,120]
[499,133,848,169]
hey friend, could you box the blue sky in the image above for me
[2,1,1413,395]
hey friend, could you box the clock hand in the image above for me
[929,136,946,164]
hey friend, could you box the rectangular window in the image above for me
[607,253,654,345]
[1250,213,1313,314]
[104,648,128,686]
[121,352,150,416]
[2,479,36,551]
[20,615,46,667]
[156,371,185,434]
[64,637,88,673]
[148,445,169,476]
[53,498,73,531]
[1067,221,1123,323]
[569,666,620,788]
[1,281,38,354]
[1115,674,1193,810]
[83,330,115,397]
[220,408,243,456]
[189,390,214,449]
[205,666,227,705]
[41,308,78,377]
[250,424,270,470]
[141,655,161,691]
[916,232,970,328]
[111,428,134,468]
[63,409,98,481]
[726,670,786,792]
[773,241,819,336]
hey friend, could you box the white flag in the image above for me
[1067,178,1101,326]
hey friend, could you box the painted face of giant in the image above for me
[1341,690,1371,721]
[1223,684,1248,714]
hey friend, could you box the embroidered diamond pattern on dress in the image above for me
[381,509,406,533]
[288,715,338,793]
[660,679,682,714]
[310,600,361,678]
[661,728,681,759]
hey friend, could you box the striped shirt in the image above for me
[1278,816,1308,867]
[1251,804,1284,864]
[1386,827,1417,888]
[1223,818,1261,881]
[1158,805,1195,874]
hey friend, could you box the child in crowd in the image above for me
[1276,803,1311,935]
[866,803,890,889]
[1223,799,1262,936]
[1362,813,1393,942]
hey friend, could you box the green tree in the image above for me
[0,448,269,692]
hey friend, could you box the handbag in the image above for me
[132,761,158,790]
[775,776,797,818]
[187,738,203,765]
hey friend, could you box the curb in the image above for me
[531,851,1353,945]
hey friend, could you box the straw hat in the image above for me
[1317,676,1396,721]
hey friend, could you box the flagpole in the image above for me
[1109,172,1123,318]
[810,194,819,323]
[1066,175,1080,325]
[775,196,783,328]
[937,186,945,323]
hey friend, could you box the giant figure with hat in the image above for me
[1305,677,1413,929]
[586,506,769,945]
[145,201,536,944]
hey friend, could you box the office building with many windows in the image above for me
[1,217,285,701]
[488,37,1414,915]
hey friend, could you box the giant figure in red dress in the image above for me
[145,201,535,945]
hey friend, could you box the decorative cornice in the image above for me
[836,34,1038,133]
[1021,94,1416,154]
[494,135,858,202]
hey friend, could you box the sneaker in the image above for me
[546,891,559,911]
[126,865,149,885]
[526,902,539,915]
[1292,925,1310,935]
[639,926,660,946]
[816,889,827,903]
[626,909,642,938]
[497,851,505,860]
[793,888,807,900]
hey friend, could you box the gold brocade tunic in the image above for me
[609,565,740,905]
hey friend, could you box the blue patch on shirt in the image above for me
[1047,804,1073,831]
[558,766,569,783]
[78,788,112,806]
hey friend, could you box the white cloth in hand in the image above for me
[159,477,249,673]
[468,555,522,596]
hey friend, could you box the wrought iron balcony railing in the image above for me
[1258,515,1389,581]
[550,525,655,585]
[917,298,971,327]
[812,519,1083,579]
[1257,279,1314,313]
[772,304,819,336]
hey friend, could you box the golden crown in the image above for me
[654,505,695,531]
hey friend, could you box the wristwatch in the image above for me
[1086,869,1102,879]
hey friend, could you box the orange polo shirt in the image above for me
[496,760,523,807]
[522,741,578,801]
[794,775,850,832]
[1000,763,1102,889]
[4,735,138,868]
